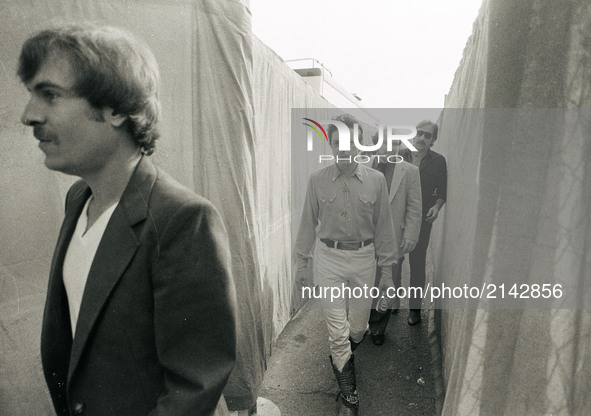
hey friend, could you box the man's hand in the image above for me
[425,205,440,223]
[378,264,396,292]
[426,199,445,223]
[296,261,313,287]
[400,238,417,255]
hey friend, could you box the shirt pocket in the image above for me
[358,192,377,217]
[319,193,338,218]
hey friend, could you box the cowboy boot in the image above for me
[330,355,359,415]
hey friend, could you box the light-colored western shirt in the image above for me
[295,163,398,272]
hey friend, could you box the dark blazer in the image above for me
[41,157,237,416]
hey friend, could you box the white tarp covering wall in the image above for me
[251,37,334,333]
[433,0,591,414]
[0,1,332,413]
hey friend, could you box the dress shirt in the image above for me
[296,163,397,270]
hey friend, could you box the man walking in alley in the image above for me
[295,114,397,415]
[368,128,422,343]
[401,120,447,325]
[18,24,237,415]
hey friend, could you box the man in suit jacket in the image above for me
[368,130,422,344]
[18,24,237,416]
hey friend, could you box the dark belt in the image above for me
[320,238,374,251]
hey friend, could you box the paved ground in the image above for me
[259,299,442,415]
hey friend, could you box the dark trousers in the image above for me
[368,263,398,335]
[369,220,433,333]
[408,220,433,310]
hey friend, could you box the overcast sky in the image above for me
[250,0,483,108]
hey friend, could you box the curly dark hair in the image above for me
[18,23,161,154]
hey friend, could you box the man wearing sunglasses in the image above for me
[401,120,447,325]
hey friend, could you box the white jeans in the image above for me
[314,239,376,371]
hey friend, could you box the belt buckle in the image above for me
[338,241,360,250]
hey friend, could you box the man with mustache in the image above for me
[401,120,447,325]
[19,24,237,416]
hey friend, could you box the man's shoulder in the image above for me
[124,158,220,222]
[429,150,446,162]
[399,160,419,174]
[141,169,227,241]
[151,168,216,213]
[358,162,384,179]
[308,164,335,182]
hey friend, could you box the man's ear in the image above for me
[102,108,127,128]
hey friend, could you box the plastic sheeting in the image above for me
[252,37,334,330]
[0,0,314,412]
[432,0,591,414]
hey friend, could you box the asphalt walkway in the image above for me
[259,299,442,415]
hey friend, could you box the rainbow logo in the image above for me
[302,118,329,143]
